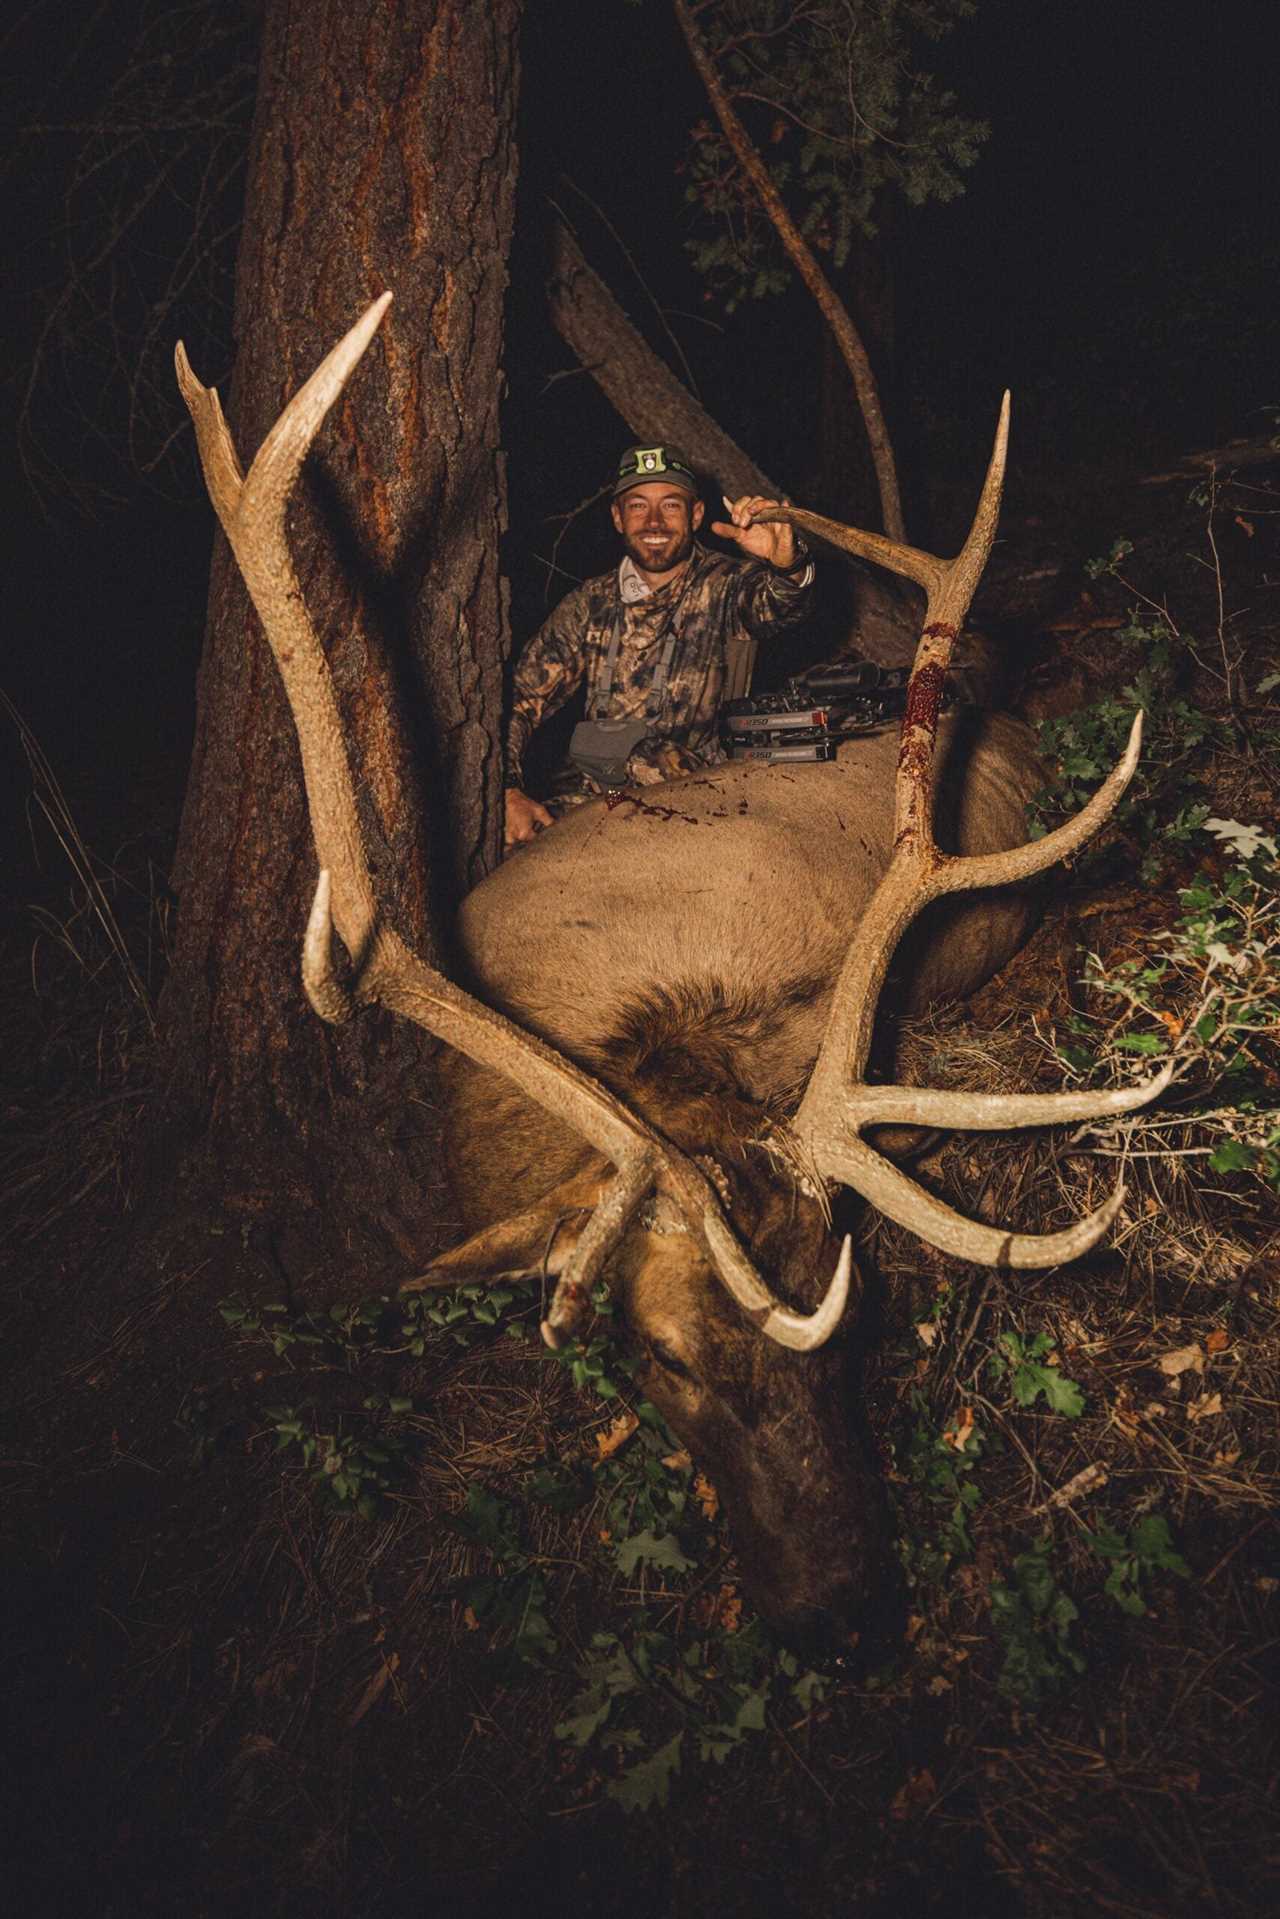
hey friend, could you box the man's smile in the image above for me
[611,479,704,582]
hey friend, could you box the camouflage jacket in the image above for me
[506,543,814,788]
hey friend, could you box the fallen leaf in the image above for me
[942,1405,975,1452]
[1112,1387,1140,1437]
[1212,1448,1242,1466]
[1159,1343,1204,1377]
[699,1583,743,1633]
[916,1320,939,1348]
[1205,1329,1229,1355]
[462,1607,480,1632]
[1063,1316,1104,1354]
[1039,1461,1109,1511]
[348,1652,400,1728]
[694,1472,719,1522]
[926,1674,953,1696]
[890,1768,938,1820]
[661,1450,692,1472]
[905,1613,926,1645]
[594,1409,639,1460]
[1186,1392,1223,1421]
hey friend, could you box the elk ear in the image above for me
[400,1167,608,1292]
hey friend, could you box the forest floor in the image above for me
[2,444,1278,1919]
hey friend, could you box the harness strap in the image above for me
[591,556,698,722]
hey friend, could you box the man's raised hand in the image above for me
[711,494,798,571]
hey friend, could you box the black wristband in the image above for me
[773,539,811,577]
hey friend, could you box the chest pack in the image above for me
[567,579,687,789]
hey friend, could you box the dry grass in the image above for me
[1,693,166,1264]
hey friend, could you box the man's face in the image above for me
[611,482,704,582]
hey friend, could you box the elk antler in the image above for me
[755,409,1171,1267]
[175,297,849,1353]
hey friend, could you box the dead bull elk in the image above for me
[177,295,1167,1651]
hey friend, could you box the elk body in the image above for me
[177,297,1166,1654]
[434,721,1042,1644]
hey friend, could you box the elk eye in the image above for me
[649,1338,693,1382]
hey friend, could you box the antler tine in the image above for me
[765,504,941,596]
[817,1137,1131,1267]
[841,1057,1175,1134]
[302,869,356,1022]
[782,395,1167,1272]
[180,300,847,1355]
[540,1153,658,1347]
[703,1217,854,1352]
[754,392,1008,617]
[176,298,392,962]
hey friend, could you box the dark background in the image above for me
[2,0,1274,904]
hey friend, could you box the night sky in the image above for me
[3,0,1275,903]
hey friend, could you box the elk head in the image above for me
[176,296,1168,1652]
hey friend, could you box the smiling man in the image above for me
[504,444,814,848]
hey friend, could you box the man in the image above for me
[504,445,814,848]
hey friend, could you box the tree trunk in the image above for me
[148,0,521,1265]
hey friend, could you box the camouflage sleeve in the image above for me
[734,553,815,641]
[505,586,593,788]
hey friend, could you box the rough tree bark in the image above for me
[548,222,919,673]
[149,0,521,1263]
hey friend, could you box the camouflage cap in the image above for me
[612,445,699,499]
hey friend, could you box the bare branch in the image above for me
[673,0,904,537]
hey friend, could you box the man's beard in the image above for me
[622,522,696,577]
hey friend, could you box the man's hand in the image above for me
[710,494,799,572]
[504,786,554,850]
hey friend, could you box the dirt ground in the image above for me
[3,449,1278,1918]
